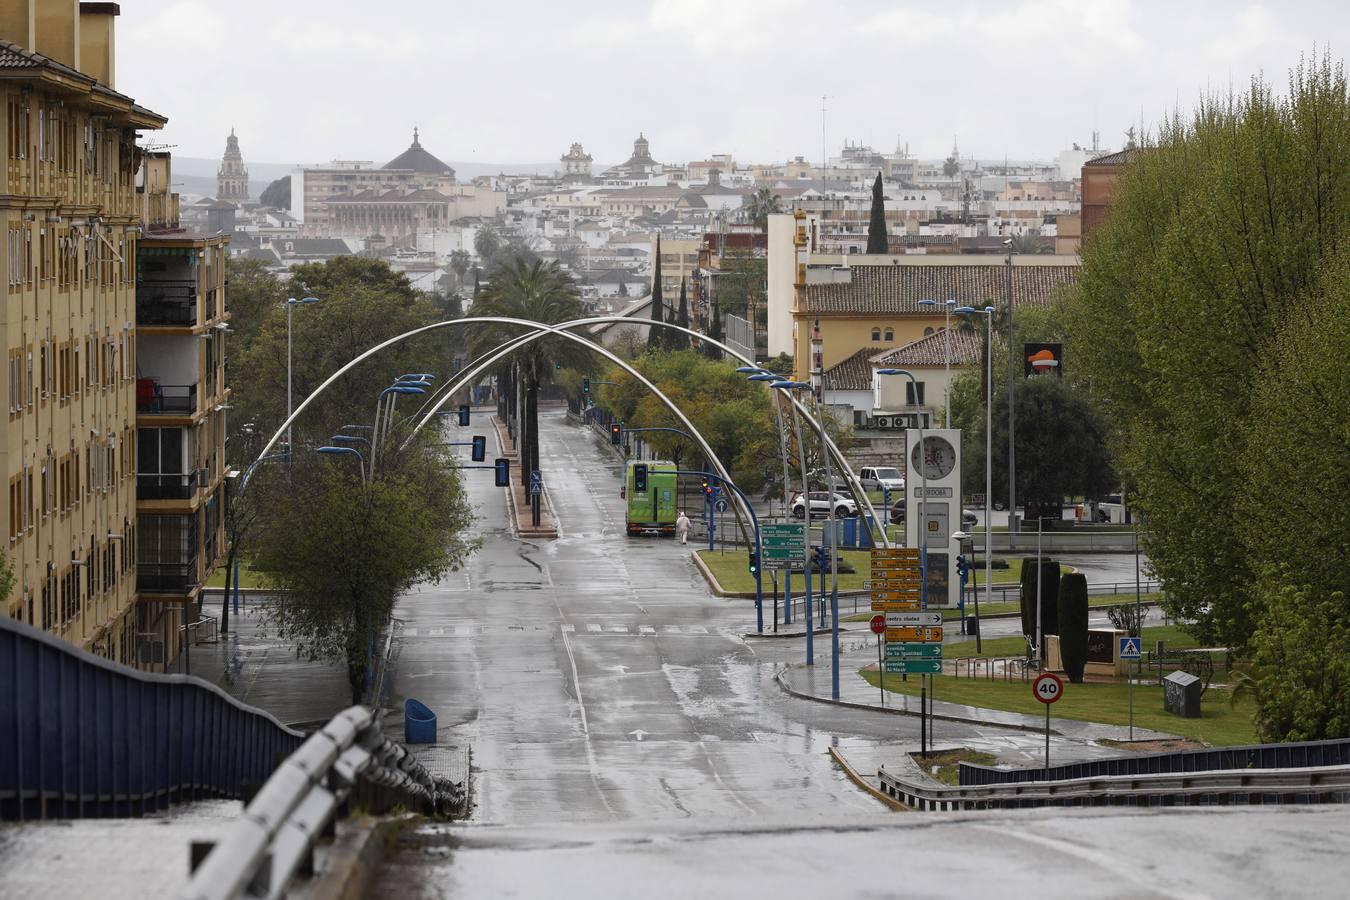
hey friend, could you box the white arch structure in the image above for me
[253,316,889,547]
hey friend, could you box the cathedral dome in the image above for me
[383,128,456,177]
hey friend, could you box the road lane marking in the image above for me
[587,624,602,633]
[561,624,575,633]
[639,626,656,634]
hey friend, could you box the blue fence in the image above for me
[1,616,304,821]
[960,737,1350,786]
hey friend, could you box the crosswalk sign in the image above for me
[1119,637,1142,660]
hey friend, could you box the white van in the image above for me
[858,466,905,492]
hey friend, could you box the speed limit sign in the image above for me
[1032,672,1064,705]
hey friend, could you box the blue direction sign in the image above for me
[884,643,943,660]
[884,659,943,675]
[529,470,543,495]
[1119,636,1142,660]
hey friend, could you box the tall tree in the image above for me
[259,175,290,209]
[703,284,723,361]
[449,249,472,284]
[866,171,889,254]
[469,258,587,481]
[648,235,665,352]
[746,188,783,233]
[671,277,690,350]
[473,225,501,266]
[1067,56,1350,652]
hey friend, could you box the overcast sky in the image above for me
[118,0,1348,168]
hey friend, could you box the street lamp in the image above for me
[876,366,930,754]
[371,383,427,478]
[316,445,367,486]
[955,304,995,653]
[771,379,818,671]
[285,296,321,459]
[749,369,795,626]
[329,433,371,450]
[1004,239,1017,532]
[917,297,957,425]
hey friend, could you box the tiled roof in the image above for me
[800,263,1078,315]
[824,346,885,392]
[870,327,982,368]
[0,39,162,122]
[1084,148,1139,167]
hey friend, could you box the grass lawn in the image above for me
[702,549,1066,595]
[859,667,1258,747]
[204,562,269,589]
[842,592,1165,623]
[910,749,997,786]
[959,624,1199,660]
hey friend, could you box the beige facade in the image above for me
[1,2,228,671]
[650,237,700,301]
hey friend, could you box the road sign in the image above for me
[714,496,729,513]
[869,615,886,635]
[1119,637,1142,660]
[885,612,943,627]
[872,547,920,558]
[1033,672,1064,705]
[885,626,943,643]
[871,589,921,603]
[885,643,943,659]
[761,523,806,568]
[884,659,943,675]
[529,470,543,495]
[871,602,922,613]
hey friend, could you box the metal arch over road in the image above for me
[250,315,888,547]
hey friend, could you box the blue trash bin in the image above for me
[404,698,437,744]
[841,516,858,548]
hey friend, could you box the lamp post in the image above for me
[955,305,995,653]
[917,297,957,425]
[876,366,929,754]
[1004,242,1017,531]
[747,369,796,626]
[370,383,427,478]
[316,445,367,486]
[771,380,816,669]
[285,297,321,458]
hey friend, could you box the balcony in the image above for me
[136,380,197,416]
[137,471,200,501]
[137,281,199,327]
[137,561,198,594]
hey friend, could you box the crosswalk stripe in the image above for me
[639,626,656,634]
[586,624,602,633]
[606,625,629,633]
[561,624,575,633]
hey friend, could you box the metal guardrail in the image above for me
[1,616,303,821]
[959,736,1350,786]
[182,704,464,900]
[878,763,1350,811]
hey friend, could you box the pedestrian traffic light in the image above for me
[494,458,510,487]
[582,377,591,394]
[471,435,486,463]
[458,404,471,427]
[748,552,759,575]
[610,422,622,445]
[633,463,648,492]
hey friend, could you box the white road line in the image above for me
[639,626,656,634]
[686,625,708,634]
[428,627,445,637]
[606,625,629,633]
[454,625,474,637]
[561,624,575,633]
[586,624,602,633]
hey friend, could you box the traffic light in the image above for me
[633,464,648,492]
[610,422,622,445]
[702,480,712,497]
[494,458,510,487]
[458,404,471,427]
[471,435,486,463]
[748,552,759,575]
[582,377,591,394]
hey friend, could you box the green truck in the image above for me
[625,461,679,536]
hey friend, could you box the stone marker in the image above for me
[1163,670,1202,718]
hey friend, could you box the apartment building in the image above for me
[1,2,228,671]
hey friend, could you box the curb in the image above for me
[308,812,420,900]
[743,627,848,639]
[492,415,559,540]
[827,746,908,811]
[772,667,1058,735]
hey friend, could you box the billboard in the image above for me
[1024,343,1063,377]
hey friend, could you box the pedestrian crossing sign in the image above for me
[1119,637,1142,660]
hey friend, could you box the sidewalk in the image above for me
[778,662,1178,742]
[491,414,559,539]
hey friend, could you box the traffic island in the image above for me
[491,415,558,539]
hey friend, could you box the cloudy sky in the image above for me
[117,0,1348,168]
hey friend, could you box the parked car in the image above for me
[791,491,858,519]
[858,466,905,492]
[888,501,979,529]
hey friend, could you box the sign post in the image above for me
[1032,672,1064,771]
[870,615,886,706]
[1119,636,1142,740]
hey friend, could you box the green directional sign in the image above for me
[761,523,807,566]
[885,643,944,660]
[884,659,943,675]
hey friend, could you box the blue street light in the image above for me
[372,383,429,478]
[316,445,366,486]
[734,366,763,374]
[748,372,785,382]
[918,297,958,423]
[329,433,370,449]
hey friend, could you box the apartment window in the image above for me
[905,381,927,406]
[7,97,28,162]
[7,476,18,542]
[923,327,935,337]
[871,328,881,341]
[884,328,894,342]
[7,348,22,414]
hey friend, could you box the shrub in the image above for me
[1058,573,1089,683]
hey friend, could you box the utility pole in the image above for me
[1006,248,1017,532]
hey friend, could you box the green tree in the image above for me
[469,258,586,481]
[1067,56,1350,650]
[0,548,14,610]
[866,171,888,254]
[671,278,690,350]
[259,175,290,209]
[473,226,501,266]
[449,249,472,284]
[1008,229,1051,254]
[746,188,782,232]
[254,439,474,702]
[648,236,665,352]
[224,257,286,348]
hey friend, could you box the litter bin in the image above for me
[965,617,980,636]
[404,698,437,744]
[841,516,858,548]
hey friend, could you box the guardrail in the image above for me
[959,736,1350,786]
[1,616,302,821]
[878,763,1350,811]
[182,704,464,900]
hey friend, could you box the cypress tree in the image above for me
[1019,558,1061,655]
[672,277,691,350]
[866,171,889,254]
[1057,573,1089,683]
[648,235,664,352]
[703,288,723,361]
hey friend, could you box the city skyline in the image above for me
[118,0,1346,168]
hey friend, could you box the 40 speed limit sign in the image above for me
[1032,672,1064,704]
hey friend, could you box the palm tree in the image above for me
[746,188,783,232]
[1008,230,1052,255]
[473,226,502,266]
[450,249,472,284]
[470,258,586,482]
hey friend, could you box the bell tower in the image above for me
[217,129,249,201]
